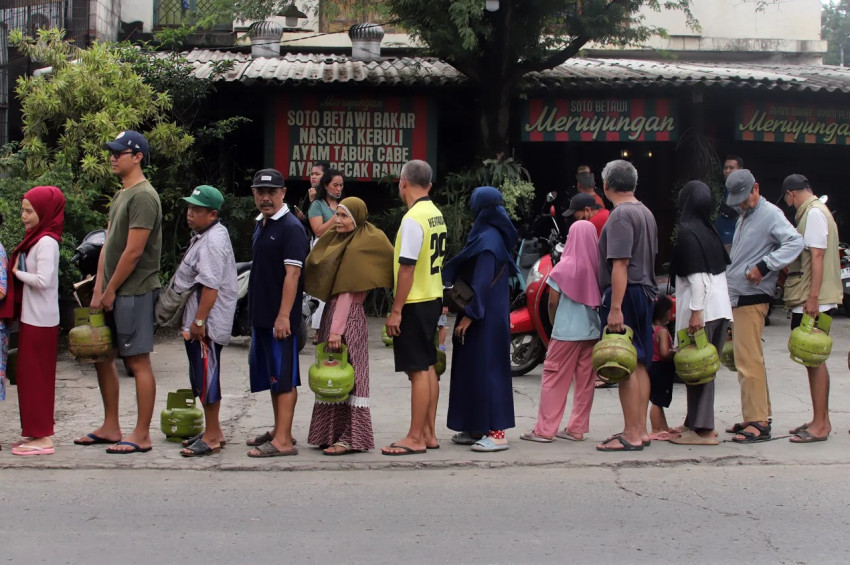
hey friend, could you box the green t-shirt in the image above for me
[103,179,163,295]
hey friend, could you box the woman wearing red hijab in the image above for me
[9,185,65,456]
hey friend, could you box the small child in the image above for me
[437,305,448,352]
[648,295,678,440]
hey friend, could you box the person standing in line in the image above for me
[576,166,605,209]
[304,197,394,455]
[246,168,309,457]
[307,167,344,344]
[715,155,743,252]
[724,169,802,443]
[382,160,446,456]
[443,187,517,452]
[521,219,600,444]
[171,185,238,457]
[781,174,841,444]
[668,181,732,447]
[647,295,677,441]
[75,130,162,454]
[294,161,328,224]
[564,192,609,238]
[7,186,65,456]
[595,160,658,453]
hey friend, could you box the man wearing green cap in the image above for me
[172,185,238,457]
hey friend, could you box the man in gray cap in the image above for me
[724,169,803,444]
[781,174,841,443]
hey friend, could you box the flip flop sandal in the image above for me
[555,430,584,441]
[471,437,510,452]
[106,441,152,454]
[596,435,644,452]
[451,432,482,445]
[520,431,553,443]
[323,442,357,456]
[181,439,221,457]
[669,430,719,445]
[246,432,297,447]
[247,441,298,458]
[182,433,227,448]
[381,442,427,456]
[789,429,829,443]
[789,423,809,435]
[649,431,679,441]
[605,432,650,447]
[11,444,55,456]
[74,433,117,446]
[731,422,771,443]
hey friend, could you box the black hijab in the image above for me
[672,181,730,278]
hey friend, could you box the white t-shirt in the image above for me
[674,272,733,346]
[792,207,837,314]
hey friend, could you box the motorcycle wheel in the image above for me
[510,332,545,376]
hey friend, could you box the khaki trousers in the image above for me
[732,303,772,422]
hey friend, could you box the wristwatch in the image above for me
[193,319,206,327]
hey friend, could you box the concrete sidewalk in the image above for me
[1,313,849,471]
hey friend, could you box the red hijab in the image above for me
[0,186,65,321]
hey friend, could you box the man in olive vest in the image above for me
[383,160,446,456]
[782,174,842,443]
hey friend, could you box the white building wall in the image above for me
[121,0,154,33]
[89,0,122,41]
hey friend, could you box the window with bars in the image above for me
[153,0,231,30]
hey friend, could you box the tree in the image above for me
[822,0,850,66]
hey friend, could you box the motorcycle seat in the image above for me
[236,261,253,275]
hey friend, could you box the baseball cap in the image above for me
[182,185,224,211]
[563,192,600,217]
[782,174,811,192]
[251,168,285,188]
[725,169,757,206]
[105,130,149,159]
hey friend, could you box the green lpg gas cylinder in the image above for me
[788,313,833,367]
[68,308,113,362]
[592,326,637,384]
[309,344,355,403]
[160,389,204,442]
[674,328,720,385]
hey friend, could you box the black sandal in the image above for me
[731,422,771,443]
[182,433,227,448]
[180,439,221,457]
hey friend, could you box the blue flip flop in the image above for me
[106,441,152,454]
[74,433,116,446]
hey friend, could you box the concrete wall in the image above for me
[90,0,122,41]
[121,0,153,32]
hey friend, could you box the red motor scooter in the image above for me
[509,201,563,376]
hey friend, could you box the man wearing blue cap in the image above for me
[172,185,238,457]
[724,169,802,444]
[75,130,163,454]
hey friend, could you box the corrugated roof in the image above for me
[185,50,850,93]
[185,51,464,86]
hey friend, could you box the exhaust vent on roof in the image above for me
[349,23,385,61]
[252,20,283,58]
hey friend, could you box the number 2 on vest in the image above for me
[430,232,447,274]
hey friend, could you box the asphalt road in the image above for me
[4,464,849,564]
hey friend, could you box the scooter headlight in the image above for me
[527,259,543,285]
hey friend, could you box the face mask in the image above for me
[327,191,342,201]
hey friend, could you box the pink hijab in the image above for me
[548,220,600,308]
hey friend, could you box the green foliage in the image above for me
[499,178,536,221]
[2,30,252,295]
[822,0,850,66]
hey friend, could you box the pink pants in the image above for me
[534,339,596,437]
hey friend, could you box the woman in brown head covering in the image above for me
[303,197,393,454]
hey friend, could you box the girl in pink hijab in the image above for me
[521,220,601,442]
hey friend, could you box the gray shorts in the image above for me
[106,290,159,357]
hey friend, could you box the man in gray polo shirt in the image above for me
[174,185,238,457]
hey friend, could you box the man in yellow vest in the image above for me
[782,174,842,443]
[383,160,446,456]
